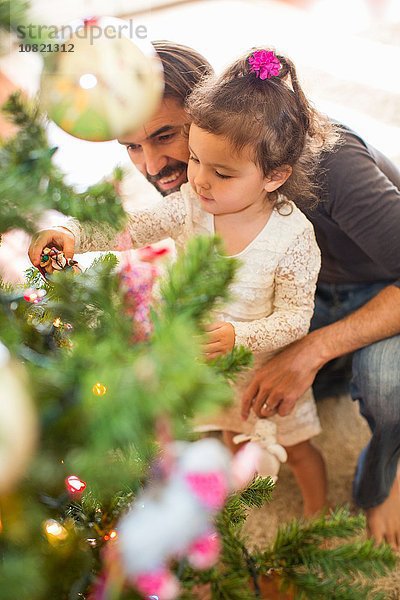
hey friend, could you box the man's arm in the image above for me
[241,284,400,419]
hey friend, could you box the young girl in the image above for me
[63,48,338,515]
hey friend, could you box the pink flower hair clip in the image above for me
[248,49,282,80]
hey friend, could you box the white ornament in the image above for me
[119,438,232,577]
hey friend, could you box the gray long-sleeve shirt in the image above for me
[303,125,400,288]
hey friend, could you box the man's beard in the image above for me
[146,161,187,196]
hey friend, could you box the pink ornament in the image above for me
[184,471,229,510]
[120,261,158,342]
[248,49,282,80]
[188,531,221,569]
[134,568,180,600]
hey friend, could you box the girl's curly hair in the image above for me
[186,48,340,211]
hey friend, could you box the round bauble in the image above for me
[39,17,164,141]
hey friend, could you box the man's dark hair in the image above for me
[152,40,214,106]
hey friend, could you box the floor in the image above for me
[244,395,400,598]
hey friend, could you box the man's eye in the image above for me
[127,144,141,152]
[157,133,175,143]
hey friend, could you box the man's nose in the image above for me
[143,147,168,177]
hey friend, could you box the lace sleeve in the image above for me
[64,192,188,253]
[230,227,321,353]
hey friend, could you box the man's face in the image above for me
[118,98,190,196]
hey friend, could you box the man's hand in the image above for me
[241,335,324,420]
[28,227,75,267]
[203,321,235,359]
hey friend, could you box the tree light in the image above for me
[103,530,118,542]
[23,288,46,303]
[43,519,68,543]
[65,475,86,495]
[92,382,107,396]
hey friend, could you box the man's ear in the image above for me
[263,165,292,193]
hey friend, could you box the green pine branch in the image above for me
[255,507,396,599]
[157,236,238,324]
[1,94,126,235]
[209,345,253,380]
[237,476,275,510]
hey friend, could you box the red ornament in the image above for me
[65,475,87,495]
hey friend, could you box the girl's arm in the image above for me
[228,226,321,354]
[66,192,188,253]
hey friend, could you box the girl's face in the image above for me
[187,124,279,217]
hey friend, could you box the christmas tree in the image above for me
[0,4,397,599]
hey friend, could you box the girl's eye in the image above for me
[215,172,231,179]
[189,155,199,163]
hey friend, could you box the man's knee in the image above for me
[352,335,400,423]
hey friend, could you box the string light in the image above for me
[92,382,107,396]
[43,519,68,543]
[103,529,118,542]
[65,475,86,495]
[23,288,46,303]
[53,317,62,328]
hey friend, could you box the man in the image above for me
[29,41,400,549]
[119,40,213,197]
[241,129,400,550]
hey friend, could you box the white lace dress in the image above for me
[66,182,322,446]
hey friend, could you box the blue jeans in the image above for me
[311,281,400,509]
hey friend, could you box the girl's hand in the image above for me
[203,321,235,359]
[28,227,75,267]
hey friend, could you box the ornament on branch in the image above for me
[119,260,158,343]
[39,17,164,142]
[119,245,169,343]
[40,246,81,277]
[116,437,260,599]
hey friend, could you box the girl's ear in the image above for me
[263,165,292,193]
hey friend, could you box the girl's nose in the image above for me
[194,168,211,191]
